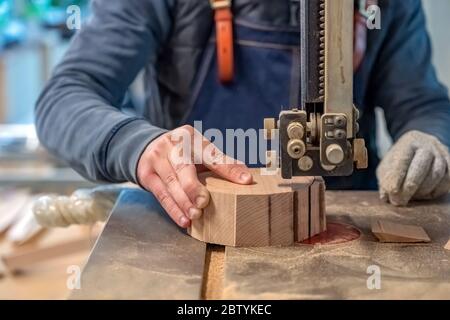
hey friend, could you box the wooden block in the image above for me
[188,169,326,247]
[268,193,294,246]
[318,179,327,233]
[235,195,270,247]
[294,187,309,242]
[194,192,236,246]
[371,220,431,243]
[309,181,321,237]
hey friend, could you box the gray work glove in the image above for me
[376,130,450,206]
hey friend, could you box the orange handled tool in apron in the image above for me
[209,0,378,83]
[210,0,234,83]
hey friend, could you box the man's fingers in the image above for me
[203,144,253,184]
[379,188,389,203]
[429,141,450,199]
[195,136,253,185]
[387,192,410,207]
[146,174,190,228]
[208,161,253,184]
[169,155,210,213]
[154,159,201,220]
[430,171,450,199]
[415,153,446,199]
[378,145,416,194]
[401,148,434,200]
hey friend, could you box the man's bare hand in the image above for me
[137,125,253,228]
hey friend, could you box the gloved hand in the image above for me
[377,130,450,206]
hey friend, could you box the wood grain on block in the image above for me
[188,169,326,247]
[310,179,321,237]
[318,179,327,232]
[372,220,431,243]
[235,195,269,247]
[295,188,310,242]
[197,192,236,246]
[268,193,294,246]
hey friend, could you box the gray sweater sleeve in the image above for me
[371,0,450,148]
[35,0,173,184]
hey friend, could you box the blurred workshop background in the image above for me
[0,0,448,299]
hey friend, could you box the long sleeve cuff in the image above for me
[101,117,167,184]
[393,112,450,150]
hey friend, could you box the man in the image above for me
[36,0,450,229]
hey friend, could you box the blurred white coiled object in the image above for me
[33,186,123,228]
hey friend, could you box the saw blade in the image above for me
[300,0,326,107]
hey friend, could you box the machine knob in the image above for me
[287,122,304,140]
[326,144,345,165]
[287,139,306,159]
[298,156,314,172]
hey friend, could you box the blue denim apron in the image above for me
[186,19,300,129]
[184,19,299,163]
[184,18,376,190]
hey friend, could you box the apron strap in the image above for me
[208,0,375,81]
[210,0,234,83]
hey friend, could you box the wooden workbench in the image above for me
[71,189,450,300]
